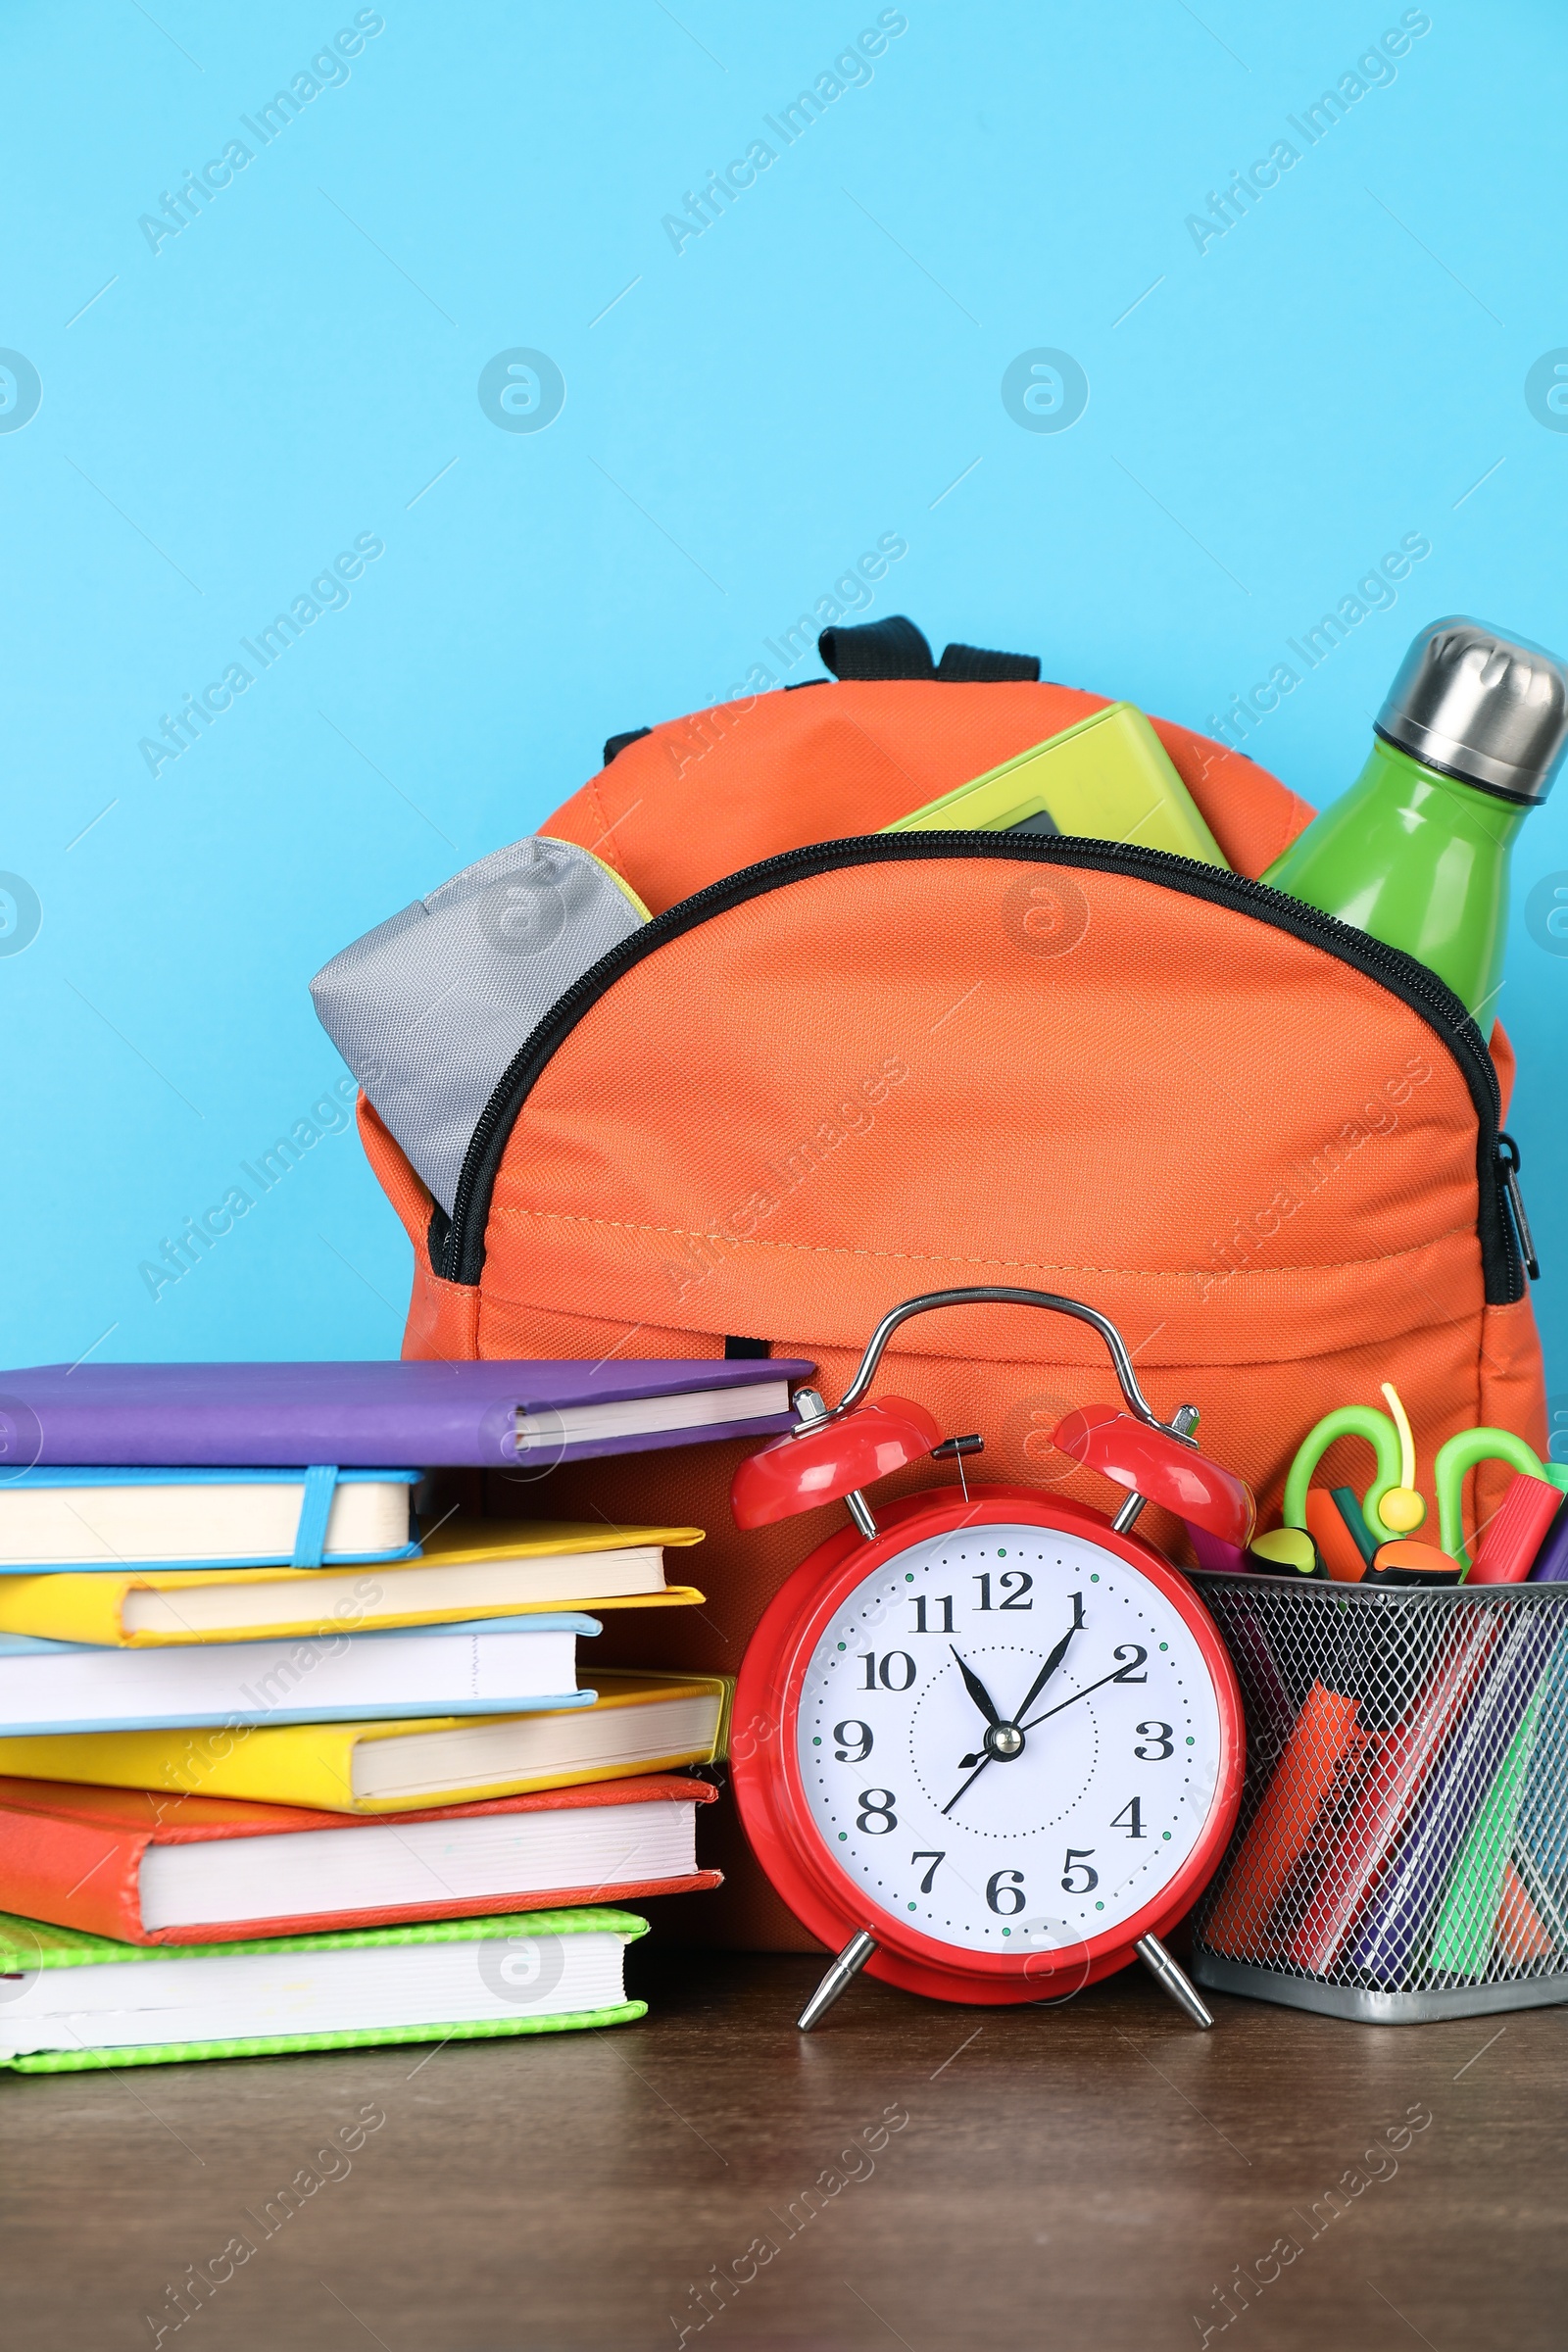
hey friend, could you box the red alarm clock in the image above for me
[729,1287,1250,2031]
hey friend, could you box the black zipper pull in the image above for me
[1497,1132,1540,1281]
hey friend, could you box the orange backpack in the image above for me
[356,618,1546,1946]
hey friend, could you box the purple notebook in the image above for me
[0,1358,813,1470]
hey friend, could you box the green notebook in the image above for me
[883,702,1229,867]
[0,1905,647,2072]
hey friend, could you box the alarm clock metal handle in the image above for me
[733,1286,1208,1539]
[822,1286,1194,1446]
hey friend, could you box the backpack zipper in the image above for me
[431,833,1530,1306]
[1496,1131,1539,1281]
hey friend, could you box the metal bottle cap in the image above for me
[1375,616,1568,803]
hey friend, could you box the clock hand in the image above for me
[1017,1658,1127,1735]
[949,1645,1003,1728]
[952,1603,1088,1768]
[1009,1594,1087,1727]
[941,1754,993,1816]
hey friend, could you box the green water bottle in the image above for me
[1262,617,1568,1021]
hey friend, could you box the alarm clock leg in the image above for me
[798,1929,878,2031]
[1135,1933,1215,2029]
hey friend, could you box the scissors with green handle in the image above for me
[1282,1384,1547,1572]
[1430,1428,1553,1570]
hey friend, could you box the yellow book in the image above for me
[884,701,1228,866]
[0,1671,735,1814]
[0,1521,705,1647]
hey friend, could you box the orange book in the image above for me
[0,1772,719,1945]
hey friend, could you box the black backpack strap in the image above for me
[816,615,1039,683]
[937,641,1041,682]
[817,614,935,679]
[603,726,652,765]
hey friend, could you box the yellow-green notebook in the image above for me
[885,701,1228,866]
[0,1670,734,1813]
[0,1905,646,2071]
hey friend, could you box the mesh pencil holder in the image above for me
[1188,1575,1568,2024]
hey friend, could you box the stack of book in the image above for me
[0,1354,806,2072]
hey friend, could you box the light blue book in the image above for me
[0,1615,598,1736]
[0,1465,419,1571]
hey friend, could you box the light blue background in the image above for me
[3,0,1565,1429]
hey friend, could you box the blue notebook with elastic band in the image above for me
[0,1466,420,1573]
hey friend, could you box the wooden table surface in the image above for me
[5,1948,1563,2350]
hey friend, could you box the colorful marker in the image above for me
[1470,1471,1565,1585]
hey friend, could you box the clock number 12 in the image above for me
[972,1570,1036,1611]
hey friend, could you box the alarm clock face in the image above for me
[794,1521,1225,1959]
